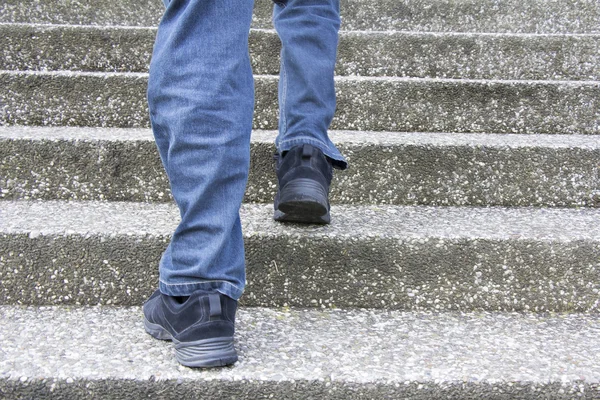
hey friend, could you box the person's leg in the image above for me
[148,0,254,300]
[272,0,348,224]
[272,0,346,167]
[144,0,254,368]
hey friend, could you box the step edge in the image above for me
[2,126,600,149]
[2,200,600,241]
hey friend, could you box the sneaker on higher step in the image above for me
[273,144,333,224]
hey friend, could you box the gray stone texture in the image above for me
[2,71,600,134]
[1,0,600,33]
[3,24,600,81]
[337,32,600,80]
[2,0,600,397]
[1,201,599,311]
[1,306,600,398]
[2,126,600,208]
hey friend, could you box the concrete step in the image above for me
[2,70,599,134]
[2,126,599,208]
[1,0,599,33]
[3,23,600,81]
[1,305,599,398]
[1,200,599,311]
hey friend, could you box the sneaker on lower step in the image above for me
[143,289,238,368]
[274,143,333,224]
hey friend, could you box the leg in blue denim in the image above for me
[147,0,254,300]
[273,0,347,169]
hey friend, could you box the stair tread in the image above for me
[3,125,600,148]
[3,70,600,134]
[3,23,600,80]
[2,200,599,311]
[7,68,600,85]
[3,200,599,241]
[3,125,599,212]
[1,305,600,386]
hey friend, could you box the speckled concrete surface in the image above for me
[1,126,599,207]
[2,1,599,398]
[3,23,600,81]
[1,201,599,311]
[1,0,600,34]
[0,23,157,74]
[336,31,600,80]
[0,306,599,398]
[2,70,600,134]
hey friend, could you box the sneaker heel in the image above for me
[174,337,238,368]
[276,178,330,223]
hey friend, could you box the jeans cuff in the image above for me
[277,137,348,170]
[159,279,244,300]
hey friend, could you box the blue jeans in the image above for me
[148,0,347,300]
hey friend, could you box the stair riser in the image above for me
[1,379,597,400]
[1,0,599,33]
[1,233,598,311]
[2,136,599,207]
[3,25,600,80]
[2,72,599,134]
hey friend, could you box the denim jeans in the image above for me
[148,0,347,299]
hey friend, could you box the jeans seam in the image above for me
[280,54,288,135]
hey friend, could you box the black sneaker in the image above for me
[143,289,238,368]
[274,144,333,224]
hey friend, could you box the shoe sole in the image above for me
[144,318,238,368]
[275,178,330,224]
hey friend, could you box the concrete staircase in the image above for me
[1,0,600,398]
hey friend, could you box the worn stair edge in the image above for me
[1,126,599,207]
[1,306,599,399]
[1,0,600,33]
[3,23,600,81]
[1,201,599,311]
[2,70,600,134]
